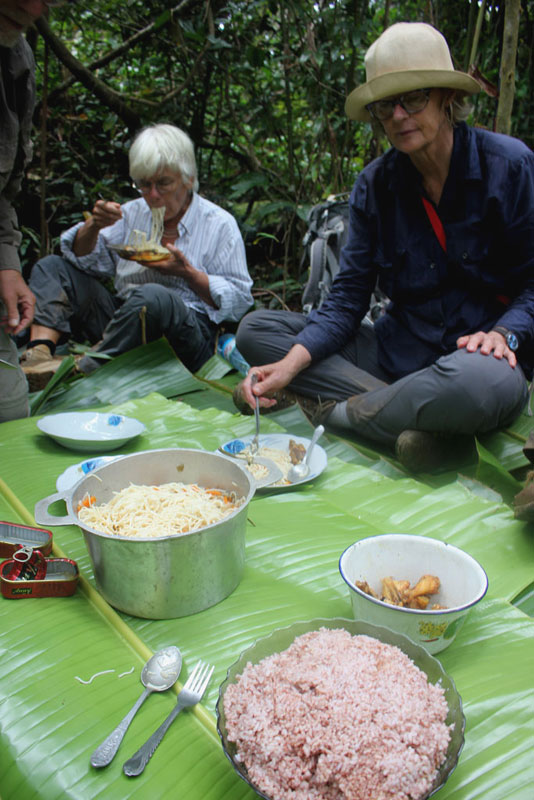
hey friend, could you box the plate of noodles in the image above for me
[108,243,170,262]
[108,208,171,262]
[218,433,327,490]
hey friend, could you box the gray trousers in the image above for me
[0,317,29,422]
[236,309,528,447]
[29,255,217,373]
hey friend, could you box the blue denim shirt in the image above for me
[296,123,534,379]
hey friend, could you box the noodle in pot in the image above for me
[78,482,243,538]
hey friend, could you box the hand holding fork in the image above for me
[123,660,214,777]
[248,373,260,462]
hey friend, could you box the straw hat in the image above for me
[345,22,481,122]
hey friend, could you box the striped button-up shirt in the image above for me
[60,193,253,324]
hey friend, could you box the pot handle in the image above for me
[34,492,76,527]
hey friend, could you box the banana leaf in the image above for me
[474,440,524,504]
[195,353,233,380]
[29,354,77,415]
[32,339,205,415]
[2,395,534,799]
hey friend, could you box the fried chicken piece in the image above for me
[289,439,306,464]
[407,574,440,600]
[381,576,406,606]
[359,573,445,609]
[356,580,380,599]
[408,595,430,609]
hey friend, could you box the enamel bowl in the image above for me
[339,534,488,654]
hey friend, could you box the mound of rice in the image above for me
[223,628,451,800]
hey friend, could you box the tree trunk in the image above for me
[495,0,521,134]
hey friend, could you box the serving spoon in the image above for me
[90,645,182,768]
[287,425,325,483]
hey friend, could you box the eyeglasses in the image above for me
[366,88,432,121]
[134,178,178,195]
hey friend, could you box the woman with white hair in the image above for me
[21,123,253,382]
[235,22,534,473]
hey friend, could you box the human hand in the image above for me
[240,345,313,410]
[0,270,35,335]
[90,199,122,230]
[457,329,517,368]
[141,243,191,277]
[240,366,285,411]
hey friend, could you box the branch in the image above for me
[35,16,141,130]
[160,42,210,102]
[37,0,199,107]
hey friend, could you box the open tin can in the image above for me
[0,553,79,599]
[0,521,53,558]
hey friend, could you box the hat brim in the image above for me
[345,70,481,121]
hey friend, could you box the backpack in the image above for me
[300,195,350,315]
[300,194,388,320]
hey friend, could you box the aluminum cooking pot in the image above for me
[34,448,254,619]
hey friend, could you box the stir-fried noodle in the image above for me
[78,481,243,537]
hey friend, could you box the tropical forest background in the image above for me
[19,0,534,310]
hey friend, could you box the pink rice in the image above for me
[223,628,451,800]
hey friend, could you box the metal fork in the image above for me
[122,661,214,777]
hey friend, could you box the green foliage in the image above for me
[17,0,534,309]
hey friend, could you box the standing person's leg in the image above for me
[0,322,29,422]
[79,284,217,374]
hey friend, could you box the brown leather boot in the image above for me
[395,430,476,474]
[513,471,534,521]
[232,381,301,416]
[20,344,67,392]
[232,381,335,424]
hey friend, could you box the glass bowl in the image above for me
[216,618,465,800]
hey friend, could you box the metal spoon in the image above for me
[287,424,325,483]
[90,645,182,768]
[250,373,260,457]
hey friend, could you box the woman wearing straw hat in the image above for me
[234,22,534,473]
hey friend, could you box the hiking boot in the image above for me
[522,431,534,466]
[232,381,300,416]
[296,395,337,426]
[20,343,53,366]
[513,471,534,521]
[20,344,67,392]
[395,429,476,474]
[232,381,336,425]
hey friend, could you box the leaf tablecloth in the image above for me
[0,393,533,800]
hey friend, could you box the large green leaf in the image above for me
[33,339,204,414]
[1,394,534,799]
[29,354,77,415]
